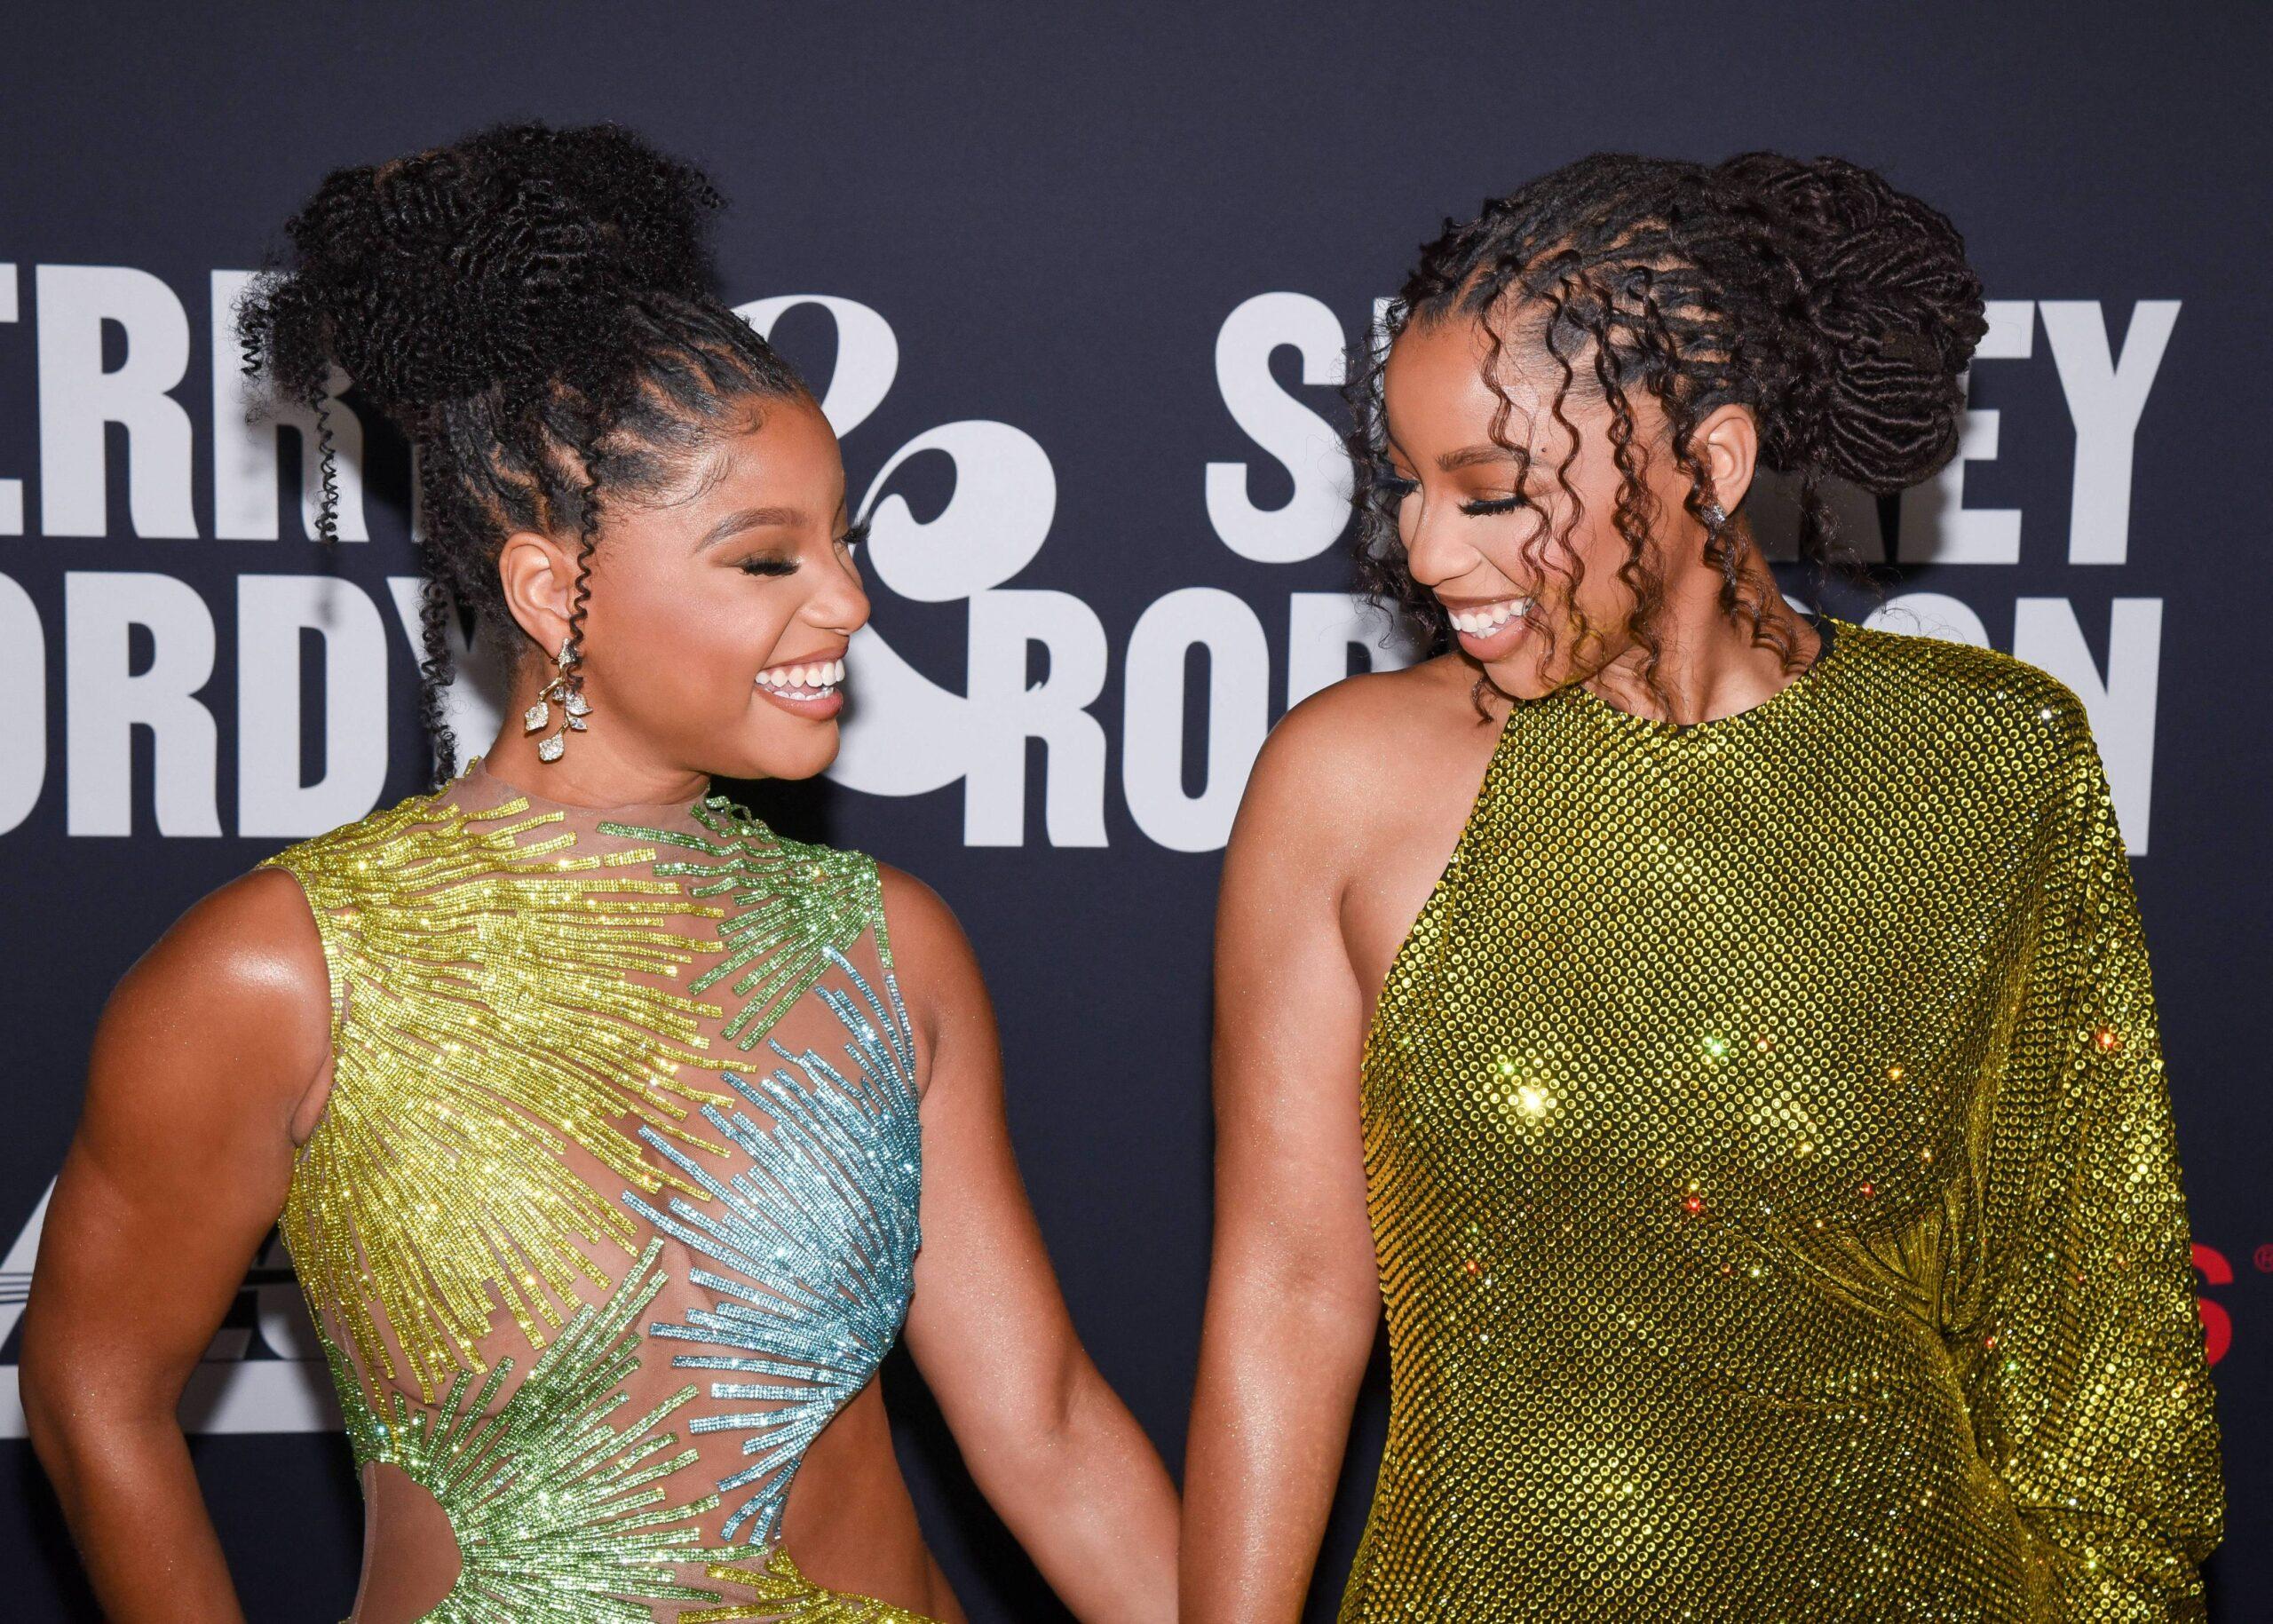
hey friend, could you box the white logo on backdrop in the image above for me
[819,289,1414,852]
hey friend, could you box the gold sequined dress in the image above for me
[1349,618,2222,1621]
[261,760,942,1624]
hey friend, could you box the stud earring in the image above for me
[523,635,590,763]
[1700,499,1728,527]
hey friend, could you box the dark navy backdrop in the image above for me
[2,4,2266,1618]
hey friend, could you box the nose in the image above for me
[811,543,870,638]
[1399,487,1482,592]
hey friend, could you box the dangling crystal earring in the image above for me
[523,635,590,763]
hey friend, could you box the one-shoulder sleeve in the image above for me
[1952,700,2224,1620]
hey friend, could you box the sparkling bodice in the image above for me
[261,762,939,1623]
[1348,620,2222,1621]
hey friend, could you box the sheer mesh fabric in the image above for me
[264,763,934,1624]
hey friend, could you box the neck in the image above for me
[477,722,711,812]
[1580,551,1820,725]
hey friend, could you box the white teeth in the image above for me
[755,655,849,697]
[1449,598,1532,635]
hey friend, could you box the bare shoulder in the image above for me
[1234,654,1500,873]
[88,866,333,1129]
[873,863,990,1067]
[111,868,329,1028]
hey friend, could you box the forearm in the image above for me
[30,1408,246,1623]
[972,1359,1178,1624]
[1181,1288,1374,1624]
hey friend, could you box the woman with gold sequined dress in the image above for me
[1184,154,2222,1621]
[20,123,1176,1624]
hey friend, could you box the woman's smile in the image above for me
[755,652,848,719]
[1439,593,1535,661]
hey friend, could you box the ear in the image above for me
[495,530,577,660]
[1688,402,1760,520]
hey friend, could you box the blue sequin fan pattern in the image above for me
[628,952,923,1545]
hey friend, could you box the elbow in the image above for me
[17,1334,84,1493]
[1212,1234,1380,1351]
[16,1323,174,1501]
[963,1344,1118,1498]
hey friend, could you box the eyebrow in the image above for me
[1438,443,1525,472]
[696,506,805,550]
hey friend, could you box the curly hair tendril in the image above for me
[1348,151,1988,711]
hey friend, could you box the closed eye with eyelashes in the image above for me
[1377,472,1531,518]
[735,521,869,578]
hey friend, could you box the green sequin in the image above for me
[602,796,890,1052]
[260,794,734,1403]
[327,1239,730,1622]
[265,772,946,1622]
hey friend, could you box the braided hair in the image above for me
[236,121,805,782]
[1350,152,1988,698]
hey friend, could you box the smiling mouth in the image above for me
[1443,597,1533,636]
[755,656,845,703]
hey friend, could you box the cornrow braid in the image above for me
[1348,151,1988,706]
[236,121,805,785]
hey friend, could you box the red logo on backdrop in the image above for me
[2195,1243,2231,1367]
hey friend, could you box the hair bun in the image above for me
[1712,152,1988,494]
[243,122,725,418]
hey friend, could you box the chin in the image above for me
[732,727,840,785]
[1479,654,1558,703]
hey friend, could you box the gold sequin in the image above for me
[1348,619,2222,1620]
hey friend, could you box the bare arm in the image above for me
[1182,705,1385,1622]
[885,867,1178,1624]
[20,869,332,1624]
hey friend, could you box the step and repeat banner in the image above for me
[2,5,2265,1619]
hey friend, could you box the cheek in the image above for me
[601,568,796,704]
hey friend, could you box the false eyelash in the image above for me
[1460,495,1529,517]
[737,558,797,577]
[1379,475,1421,500]
[838,521,871,551]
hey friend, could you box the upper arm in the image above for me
[879,866,1083,1446]
[22,867,333,1422]
[1207,691,1384,1312]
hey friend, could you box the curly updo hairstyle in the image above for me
[1350,152,1989,689]
[237,121,805,782]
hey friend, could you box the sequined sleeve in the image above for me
[1954,702,2224,1620]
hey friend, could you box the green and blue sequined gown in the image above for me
[261,759,939,1623]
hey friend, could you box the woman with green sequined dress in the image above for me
[20,123,1176,1624]
[1184,154,2223,1621]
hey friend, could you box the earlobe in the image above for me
[495,530,573,654]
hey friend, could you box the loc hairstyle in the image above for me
[237,120,806,782]
[1349,151,1989,696]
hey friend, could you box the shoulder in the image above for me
[1835,616,2080,713]
[874,863,978,989]
[1263,658,1471,778]
[1232,654,1492,873]
[93,865,332,1099]
[1833,618,2097,787]
[257,782,463,895]
[873,863,990,1073]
